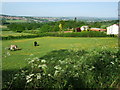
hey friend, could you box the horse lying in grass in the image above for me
[8,45,21,51]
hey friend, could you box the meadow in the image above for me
[1,31,39,40]
[2,37,119,89]
[6,20,27,23]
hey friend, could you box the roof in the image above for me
[90,28,106,31]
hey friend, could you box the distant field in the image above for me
[0,25,7,29]
[6,20,27,23]
[2,37,118,70]
[1,31,36,37]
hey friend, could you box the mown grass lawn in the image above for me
[2,37,118,70]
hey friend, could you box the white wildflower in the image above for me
[42,64,47,69]
[43,73,45,76]
[34,57,39,61]
[5,47,8,50]
[38,65,42,68]
[38,64,47,69]
[89,66,95,71]
[7,52,10,56]
[26,75,31,80]
[74,73,79,77]
[54,65,61,70]
[59,60,66,64]
[28,60,34,64]
[36,73,41,80]
[73,65,77,68]
[13,77,17,80]
[82,72,84,74]
[26,78,32,83]
[29,74,34,77]
[91,66,95,69]
[54,70,59,76]
[111,62,114,65]
[48,74,51,77]
[41,59,46,63]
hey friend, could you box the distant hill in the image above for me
[0,14,118,22]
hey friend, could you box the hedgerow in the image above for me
[2,31,114,40]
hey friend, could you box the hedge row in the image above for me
[2,31,114,40]
[2,34,39,40]
[38,31,109,37]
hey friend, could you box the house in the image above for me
[90,28,106,32]
[107,24,119,35]
[81,26,89,31]
[76,27,81,32]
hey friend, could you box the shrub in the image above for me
[3,49,120,89]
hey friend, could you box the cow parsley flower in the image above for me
[59,60,66,64]
[48,74,51,77]
[54,65,61,70]
[7,52,10,56]
[41,60,46,63]
[36,73,41,80]
[26,75,31,80]
[26,78,32,83]
[38,64,47,69]
[54,70,59,76]
[111,62,114,65]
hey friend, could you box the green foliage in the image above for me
[2,31,39,40]
[37,31,108,37]
[39,24,52,32]
[1,19,10,25]
[6,20,118,33]
[7,23,43,32]
[3,49,120,89]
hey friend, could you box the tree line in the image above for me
[3,19,119,33]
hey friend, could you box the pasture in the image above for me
[2,37,118,70]
[2,37,119,88]
[6,20,27,23]
[1,31,36,37]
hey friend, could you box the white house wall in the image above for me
[107,24,118,35]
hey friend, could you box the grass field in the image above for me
[6,20,27,23]
[2,37,119,88]
[2,37,118,70]
[1,31,36,37]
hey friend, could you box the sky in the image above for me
[1,2,119,18]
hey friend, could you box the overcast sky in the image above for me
[2,2,119,17]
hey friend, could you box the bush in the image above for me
[3,49,120,89]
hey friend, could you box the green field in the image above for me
[6,20,27,23]
[2,37,119,88]
[1,31,36,37]
[2,37,118,70]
